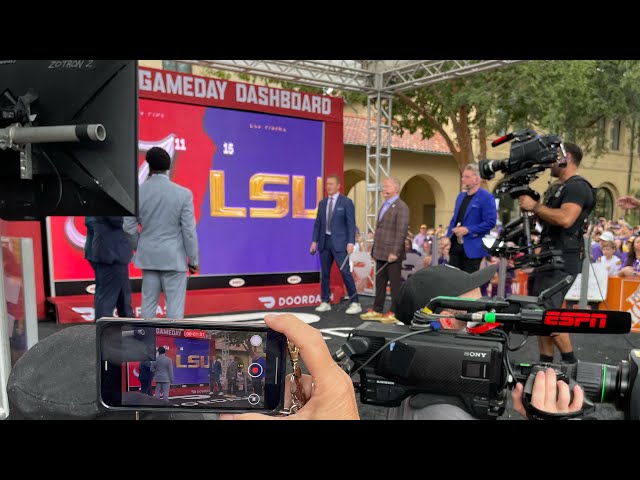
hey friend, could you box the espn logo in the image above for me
[543,310,607,329]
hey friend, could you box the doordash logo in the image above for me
[259,296,276,309]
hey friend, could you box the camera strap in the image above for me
[522,396,584,420]
[279,340,308,416]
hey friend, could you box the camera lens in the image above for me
[479,159,507,180]
[570,361,629,407]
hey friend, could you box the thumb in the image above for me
[219,413,278,421]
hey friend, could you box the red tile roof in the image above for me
[343,115,451,154]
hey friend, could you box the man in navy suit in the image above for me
[310,174,361,314]
[92,216,134,320]
[447,164,497,273]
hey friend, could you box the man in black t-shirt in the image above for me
[518,142,595,364]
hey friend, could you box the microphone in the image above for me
[491,132,515,147]
[454,309,631,334]
[541,309,631,334]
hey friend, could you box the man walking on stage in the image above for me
[310,174,361,314]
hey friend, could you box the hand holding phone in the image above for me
[97,318,287,414]
[219,314,360,420]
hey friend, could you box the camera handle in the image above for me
[521,364,595,420]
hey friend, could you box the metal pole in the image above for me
[578,235,591,309]
[497,257,508,298]
[431,235,439,266]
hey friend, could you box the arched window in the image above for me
[594,187,614,220]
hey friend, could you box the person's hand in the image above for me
[518,195,538,212]
[619,266,635,277]
[346,243,354,255]
[388,253,398,263]
[617,195,640,210]
[310,242,317,255]
[188,264,199,274]
[219,313,360,420]
[511,368,584,419]
[451,226,468,236]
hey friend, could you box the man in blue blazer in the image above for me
[447,164,497,273]
[310,174,361,314]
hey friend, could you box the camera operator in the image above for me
[517,143,595,364]
[220,310,584,420]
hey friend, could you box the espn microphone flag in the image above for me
[454,308,631,335]
[542,309,631,334]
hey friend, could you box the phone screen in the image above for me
[97,319,287,413]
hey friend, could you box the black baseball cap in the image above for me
[395,264,498,324]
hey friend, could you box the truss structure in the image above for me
[178,60,521,93]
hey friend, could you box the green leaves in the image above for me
[392,60,640,170]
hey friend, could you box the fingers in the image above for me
[264,314,338,383]
[511,382,526,418]
[530,370,547,410]
[543,368,558,410]
[556,380,571,411]
[569,384,584,412]
[220,412,278,421]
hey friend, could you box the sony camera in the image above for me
[334,293,639,420]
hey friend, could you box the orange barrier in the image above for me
[511,270,529,296]
[600,276,640,333]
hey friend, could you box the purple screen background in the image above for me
[198,108,323,276]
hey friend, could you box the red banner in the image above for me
[48,282,343,324]
[138,67,343,123]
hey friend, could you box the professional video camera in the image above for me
[478,130,567,270]
[334,281,639,420]
[479,129,565,183]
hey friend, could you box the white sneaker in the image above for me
[345,302,362,314]
[315,302,332,312]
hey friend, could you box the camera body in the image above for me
[479,129,564,181]
[344,321,640,420]
[347,322,509,419]
[479,130,566,269]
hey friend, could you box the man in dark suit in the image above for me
[138,360,153,395]
[310,174,361,314]
[92,216,134,320]
[447,164,497,273]
[209,355,223,395]
[360,177,410,323]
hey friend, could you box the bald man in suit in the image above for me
[360,177,410,323]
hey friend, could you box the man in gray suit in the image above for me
[360,177,410,324]
[124,147,199,319]
[152,346,173,402]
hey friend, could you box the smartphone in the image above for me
[97,318,287,414]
